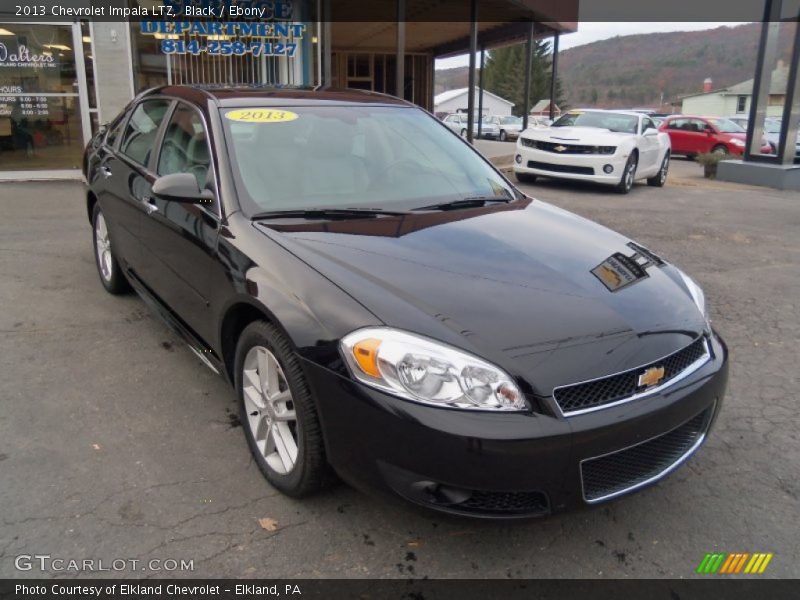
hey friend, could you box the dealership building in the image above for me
[0,0,576,180]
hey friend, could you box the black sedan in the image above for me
[83,85,728,518]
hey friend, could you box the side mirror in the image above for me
[152,173,215,204]
[644,128,658,136]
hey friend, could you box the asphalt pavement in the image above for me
[1,161,798,578]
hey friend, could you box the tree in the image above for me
[483,40,567,117]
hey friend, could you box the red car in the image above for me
[659,116,772,157]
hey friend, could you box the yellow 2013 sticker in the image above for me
[225,109,298,123]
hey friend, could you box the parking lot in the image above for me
[1,160,799,579]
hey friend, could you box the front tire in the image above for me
[647,152,670,187]
[92,204,130,294]
[712,144,729,156]
[235,321,332,497]
[616,154,638,194]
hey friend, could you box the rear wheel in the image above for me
[460,128,467,138]
[647,152,670,187]
[515,172,537,184]
[499,130,507,142]
[235,321,333,497]
[92,204,130,294]
[615,154,638,194]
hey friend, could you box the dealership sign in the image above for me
[140,20,306,58]
[0,43,56,68]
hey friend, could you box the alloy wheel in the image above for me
[625,158,637,191]
[242,346,298,475]
[94,213,113,281]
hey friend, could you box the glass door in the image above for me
[0,22,91,177]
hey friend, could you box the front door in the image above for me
[638,117,661,172]
[137,101,220,346]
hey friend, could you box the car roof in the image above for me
[140,84,413,108]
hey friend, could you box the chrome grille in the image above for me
[553,337,709,415]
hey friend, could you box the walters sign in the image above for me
[0,42,56,68]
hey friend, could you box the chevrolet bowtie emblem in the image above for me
[554,145,567,152]
[638,366,665,388]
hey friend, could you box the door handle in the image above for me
[142,196,159,215]
[100,165,112,178]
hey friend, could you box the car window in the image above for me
[221,105,517,215]
[688,119,708,133]
[642,118,656,132]
[119,100,171,167]
[105,110,129,149]
[157,103,212,193]
[666,118,685,130]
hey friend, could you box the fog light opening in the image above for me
[515,154,522,164]
[603,164,614,174]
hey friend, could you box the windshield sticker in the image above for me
[225,109,298,123]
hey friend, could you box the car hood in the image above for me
[257,199,707,395]
[523,126,635,145]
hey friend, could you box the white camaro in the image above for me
[514,109,671,194]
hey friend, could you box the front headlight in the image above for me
[731,138,745,147]
[677,270,709,322]
[340,327,527,411]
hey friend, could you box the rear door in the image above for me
[665,118,690,154]
[137,101,221,345]
[100,99,171,276]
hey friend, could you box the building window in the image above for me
[737,95,747,113]
[0,23,88,172]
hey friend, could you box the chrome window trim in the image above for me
[553,337,711,417]
[579,402,714,504]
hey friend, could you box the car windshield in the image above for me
[706,118,744,133]
[552,111,639,134]
[764,120,782,134]
[220,106,517,215]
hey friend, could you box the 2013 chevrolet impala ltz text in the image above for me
[83,86,728,518]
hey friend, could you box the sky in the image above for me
[435,22,748,70]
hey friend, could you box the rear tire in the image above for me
[499,130,507,142]
[615,154,638,194]
[235,320,333,497]
[515,172,538,184]
[647,152,670,187]
[91,204,130,295]
[460,128,467,138]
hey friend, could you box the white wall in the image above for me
[435,91,512,116]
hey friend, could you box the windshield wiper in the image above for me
[413,196,513,211]
[251,207,412,220]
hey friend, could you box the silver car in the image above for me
[441,113,500,140]
[486,115,525,141]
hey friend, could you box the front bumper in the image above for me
[304,332,728,518]
[514,145,630,185]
